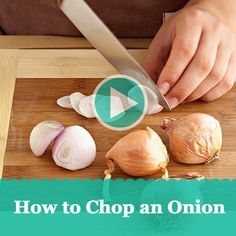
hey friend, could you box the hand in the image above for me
[142,3,236,109]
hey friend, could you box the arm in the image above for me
[143,0,236,108]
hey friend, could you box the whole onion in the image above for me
[104,127,169,179]
[161,113,222,164]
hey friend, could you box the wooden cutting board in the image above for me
[1,38,236,179]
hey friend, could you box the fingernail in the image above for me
[167,97,179,109]
[158,82,170,95]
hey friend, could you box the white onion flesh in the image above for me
[128,86,163,115]
[52,126,96,170]
[57,96,73,109]
[70,92,86,115]
[30,120,64,156]
[147,104,163,115]
[79,95,95,118]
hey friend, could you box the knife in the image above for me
[58,0,170,110]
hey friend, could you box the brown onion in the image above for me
[104,127,169,179]
[161,113,222,164]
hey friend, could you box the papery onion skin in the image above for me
[161,113,222,164]
[30,120,64,156]
[52,126,96,170]
[105,127,169,178]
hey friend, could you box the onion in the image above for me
[104,127,169,179]
[52,126,96,170]
[30,121,96,171]
[161,113,222,164]
[30,120,64,156]
[128,86,163,115]
[57,96,73,109]
[69,92,86,115]
[79,95,95,118]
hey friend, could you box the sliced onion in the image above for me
[147,104,163,115]
[79,95,95,118]
[57,96,72,109]
[70,92,86,115]
[128,86,163,115]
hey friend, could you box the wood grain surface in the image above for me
[17,49,146,78]
[0,50,19,177]
[0,37,235,180]
[0,36,151,49]
[3,78,236,179]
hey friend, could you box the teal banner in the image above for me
[0,179,235,235]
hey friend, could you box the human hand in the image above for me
[142,2,236,109]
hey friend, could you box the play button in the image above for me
[110,88,138,119]
[93,75,147,131]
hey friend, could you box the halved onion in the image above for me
[30,120,64,156]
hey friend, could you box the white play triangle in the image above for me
[110,87,138,119]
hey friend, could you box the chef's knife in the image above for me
[58,0,170,110]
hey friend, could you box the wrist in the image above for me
[185,0,236,32]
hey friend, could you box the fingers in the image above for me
[156,23,202,95]
[142,25,172,82]
[165,30,219,108]
[185,43,231,102]
[201,55,236,102]
[143,8,235,107]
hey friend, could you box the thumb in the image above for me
[142,26,172,83]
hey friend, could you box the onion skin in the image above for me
[105,127,169,178]
[161,113,222,164]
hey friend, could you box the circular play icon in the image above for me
[93,75,147,131]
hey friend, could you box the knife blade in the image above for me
[58,0,170,110]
